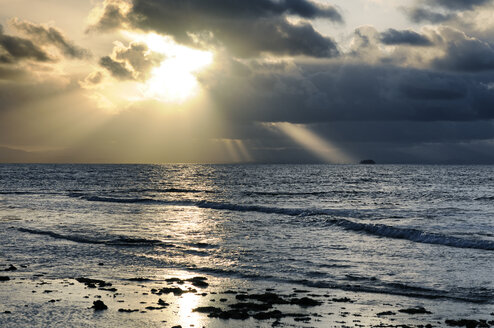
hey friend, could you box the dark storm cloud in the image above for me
[89,0,342,58]
[380,29,432,46]
[405,0,493,23]
[99,56,133,79]
[429,0,492,10]
[405,8,454,23]
[0,24,51,63]
[11,19,91,59]
[201,61,494,124]
[432,30,494,72]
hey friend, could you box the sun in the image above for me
[126,32,213,103]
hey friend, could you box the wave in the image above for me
[330,219,494,251]
[70,194,494,251]
[168,264,491,304]
[289,278,490,304]
[475,196,494,201]
[17,228,171,247]
[127,188,216,194]
[0,191,59,195]
[72,194,355,217]
[243,190,368,197]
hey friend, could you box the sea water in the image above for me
[0,164,493,317]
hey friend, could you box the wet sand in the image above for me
[1,263,493,328]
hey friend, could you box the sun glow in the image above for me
[126,32,213,103]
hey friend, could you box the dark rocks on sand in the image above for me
[331,297,354,303]
[145,306,167,310]
[91,300,108,311]
[76,277,112,288]
[209,309,250,320]
[0,276,10,281]
[235,293,288,305]
[398,307,431,314]
[253,310,284,320]
[128,277,151,282]
[118,309,139,313]
[290,297,322,307]
[154,287,197,296]
[445,319,490,328]
[3,265,17,272]
[186,276,209,288]
[157,299,169,307]
[376,311,396,316]
[165,278,184,284]
[193,306,222,314]
[230,302,273,311]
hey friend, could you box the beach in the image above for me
[1,164,493,327]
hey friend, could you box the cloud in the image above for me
[380,29,433,46]
[99,55,133,79]
[98,41,163,80]
[200,58,494,125]
[404,0,493,23]
[428,0,492,10]
[11,19,91,59]
[405,7,454,23]
[0,24,51,63]
[431,27,494,72]
[87,0,342,58]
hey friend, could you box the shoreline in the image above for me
[1,264,493,328]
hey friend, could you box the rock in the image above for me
[76,277,112,288]
[157,287,197,296]
[98,287,117,292]
[235,293,288,305]
[445,319,487,328]
[230,302,272,311]
[128,277,151,282]
[186,277,209,288]
[331,297,354,303]
[398,307,431,314]
[253,310,284,320]
[171,326,182,328]
[145,306,166,310]
[4,265,17,272]
[290,297,322,307]
[118,309,139,313]
[193,306,222,314]
[210,309,250,320]
[0,276,10,281]
[165,278,184,284]
[91,300,108,311]
[377,311,396,316]
[157,299,169,307]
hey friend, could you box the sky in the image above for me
[1,0,494,164]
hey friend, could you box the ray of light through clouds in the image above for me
[124,32,214,103]
[2,0,494,163]
[267,122,355,164]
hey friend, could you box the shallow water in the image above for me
[1,164,493,311]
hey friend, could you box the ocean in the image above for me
[1,164,493,327]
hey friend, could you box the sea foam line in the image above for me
[72,195,494,251]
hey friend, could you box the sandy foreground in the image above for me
[0,264,493,328]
